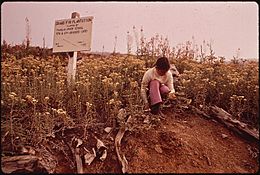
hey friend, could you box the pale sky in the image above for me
[1,1,259,59]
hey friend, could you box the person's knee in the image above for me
[160,84,170,94]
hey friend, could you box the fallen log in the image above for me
[115,109,131,173]
[1,155,48,173]
[210,105,259,141]
[191,106,211,119]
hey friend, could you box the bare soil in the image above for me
[123,110,259,173]
[2,107,259,173]
[55,107,259,173]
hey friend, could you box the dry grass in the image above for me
[1,40,258,150]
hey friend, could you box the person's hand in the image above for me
[168,92,177,100]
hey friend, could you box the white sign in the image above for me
[53,16,93,53]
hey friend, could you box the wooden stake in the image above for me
[67,51,77,86]
[67,12,80,86]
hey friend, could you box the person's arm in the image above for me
[166,72,175,94]
[166,73,177,100]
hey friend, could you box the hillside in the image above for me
[1,50,259,173]
[1,103,259,173]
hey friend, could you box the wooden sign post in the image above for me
[67,12,80,86]
[52,12,93,86]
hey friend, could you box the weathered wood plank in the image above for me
[210,105,259,141]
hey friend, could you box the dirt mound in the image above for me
[121,110,258,173]
[2,108,258,173]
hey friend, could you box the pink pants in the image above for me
[149,80,170,106]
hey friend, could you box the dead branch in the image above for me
[210,105,259,141]
[75,147,83,173]
[191,106,211,119]
[115,109,131,173]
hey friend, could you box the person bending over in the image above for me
[141,57,176,115]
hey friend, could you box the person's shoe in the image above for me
[150,103,161,115]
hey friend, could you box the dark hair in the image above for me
[155,57,170,71]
